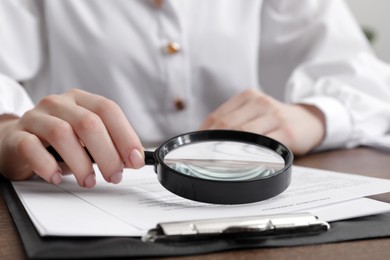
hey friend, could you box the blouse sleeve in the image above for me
[260,0,390,151]
[0,0,43,116]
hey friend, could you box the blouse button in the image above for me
[166,42,181,54]
[173,97,186,111]
[154,0,163,8]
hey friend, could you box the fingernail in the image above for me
[84,173,96,188]
[110,170,123,184]
[51,171,63,185]
[130,149,144,169]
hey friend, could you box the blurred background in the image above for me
[346,0,390,62]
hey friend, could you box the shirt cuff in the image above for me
[0,74,34,117]
[299,96,352,151]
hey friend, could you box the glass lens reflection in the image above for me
[164,141,285,181]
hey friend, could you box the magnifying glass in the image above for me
[145,130,292,204]
[48,130,293,204]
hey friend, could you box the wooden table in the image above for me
[1,148,390,260]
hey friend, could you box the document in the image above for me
[12,166,390,237]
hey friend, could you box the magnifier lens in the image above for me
[164,141,285,181]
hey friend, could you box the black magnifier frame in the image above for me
[145,130,293,205]
[48,130,293,205]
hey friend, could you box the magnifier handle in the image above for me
[144,151,156,165]
[47,146,156,166]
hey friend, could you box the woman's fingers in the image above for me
[200,89,258,129]
[13,130,63,185]
[68,89,144,169]
[21,110,96,187]
[200,88,326,155]
[200,89,275,131]
[35,90,142,184]
[238,113,279,134]
[41,98,124,183]
[7,89,145,187]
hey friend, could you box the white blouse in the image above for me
[1,0,390,150]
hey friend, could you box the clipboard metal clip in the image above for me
[142,212,330,243]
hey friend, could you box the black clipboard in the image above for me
[2,176,390,259]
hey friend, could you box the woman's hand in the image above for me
[200,89,326,155]
[0,89,144,188]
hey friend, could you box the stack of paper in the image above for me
[12,166,390,237]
